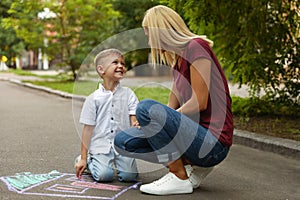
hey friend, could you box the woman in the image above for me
[114,5,233,195]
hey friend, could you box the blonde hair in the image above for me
[142,5,213,67]
[94,48,123,67]
[94,49,123,76]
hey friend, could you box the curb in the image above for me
[3,78,300,160]
[233,130,299,160]
[7,78,86,102]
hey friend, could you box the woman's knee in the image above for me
[136,99,159,123]
[114,132,125,150]
[136,99,156,114]
[114,128,145,153]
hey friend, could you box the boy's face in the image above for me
[100,54,126,80]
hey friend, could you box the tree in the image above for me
[111,0,160,70]
[164,0,300,104]
[4,0,120,79]
[0,0,25,68]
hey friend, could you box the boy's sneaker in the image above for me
[139,172,193,195]
[185,165,214,188]
[74,155,90,174]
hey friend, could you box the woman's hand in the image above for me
[132,120,141,129]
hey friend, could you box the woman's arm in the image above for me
[177,58,211,114]
[167,83,180,109]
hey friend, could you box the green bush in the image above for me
[231,96,300,117]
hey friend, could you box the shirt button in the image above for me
[112,104,114,107]
[111,130,113,133]
[111,117,114,120]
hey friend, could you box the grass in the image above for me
[133,87,170,105]
[6,68,74,80]
[24,79,170,104]
[5,68,38,76]
[9,69,300,141]
[26,80,76,93]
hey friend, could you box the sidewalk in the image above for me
[1,79,299,200]
[0,71,299,160]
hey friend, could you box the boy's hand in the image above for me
[75,159,87,179]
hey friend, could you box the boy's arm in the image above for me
[130,115,139,127]
[76,124,94,178]
[128,88,139,127]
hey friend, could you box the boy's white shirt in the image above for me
[79,83,139,155]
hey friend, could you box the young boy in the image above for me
[75,49,139,182]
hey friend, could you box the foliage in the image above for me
[164,0,300,105]
[231,96,300,117]
[3,0,120,79]
[2,1,44,49]
[2,0,162,78]
[112,0,160,31]
[0,0,25,66]
[111,0,160,70]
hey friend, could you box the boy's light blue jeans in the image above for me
[87,148,138,182]
[114,99,229,167]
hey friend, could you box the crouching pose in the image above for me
[114,5,233,195]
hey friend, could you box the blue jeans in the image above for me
[87,148,138,182]
[114,99,229,167]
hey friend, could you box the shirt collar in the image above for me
[98,82,121,93]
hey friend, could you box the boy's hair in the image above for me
[94,48,123,68]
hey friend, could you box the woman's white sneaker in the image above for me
[139,172,193,195]
[185,165,214,188]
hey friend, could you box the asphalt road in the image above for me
[0,81,299,200]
